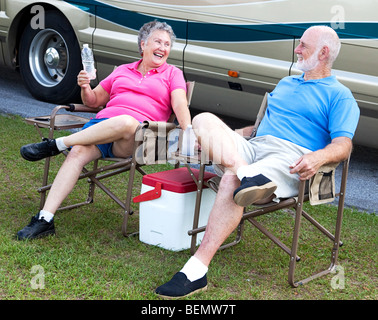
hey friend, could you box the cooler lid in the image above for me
[142,167,216,193]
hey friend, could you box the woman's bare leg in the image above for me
[43,115,141,214]
[62,115,140,157]
[42,145,101,214]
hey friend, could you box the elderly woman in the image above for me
[17,20,191,240]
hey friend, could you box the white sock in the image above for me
[180,256,208,282]
[55,137,68,151]
[39,210,54,222]
[236,165,259,181]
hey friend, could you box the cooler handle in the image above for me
[133,182,162,203]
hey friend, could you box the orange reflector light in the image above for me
[228,70,239,78]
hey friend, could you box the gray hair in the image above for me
[308,25,341,67]
[137,20,176,56]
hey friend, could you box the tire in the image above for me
[19,10,82,104]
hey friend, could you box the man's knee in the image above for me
[192,112,217,130]
[192,112,224,147]
[218,173,240,195]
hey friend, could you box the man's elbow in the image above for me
[333,137,353,161]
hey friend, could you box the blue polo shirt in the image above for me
[256,74,360,151]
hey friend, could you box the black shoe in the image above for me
[155,272,207,299]
[20,138,61,161]
[16,214,55,240]
[233,174,277,207]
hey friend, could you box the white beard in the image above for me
[295,50,320,72]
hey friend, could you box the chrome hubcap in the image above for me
[29,29,69,87]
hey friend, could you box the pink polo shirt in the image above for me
[96,60,186,122]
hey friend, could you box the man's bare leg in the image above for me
[194,173,244,266]
[192,112,248,173]
[154,173,243,298]
[155,112,246,298]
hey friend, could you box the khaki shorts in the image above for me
[213,134,312,199]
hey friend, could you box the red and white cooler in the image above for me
[134,167,217,251]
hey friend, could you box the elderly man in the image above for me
[155,25,360,298]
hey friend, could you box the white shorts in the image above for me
[213,135,312,199]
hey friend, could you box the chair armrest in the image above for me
[142,121,178,133]
[308,162,340,205]
[132,121,180,166]
[65,103,104,113]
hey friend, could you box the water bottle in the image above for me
[81,44,96,80]
[181,124,197,156]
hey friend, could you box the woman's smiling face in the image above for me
[141,30,172,68]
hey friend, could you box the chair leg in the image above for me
[288,181,345,287]
[330,159,348,268]
[288,204,304,287]
[219,219,244,251]
[86,158,98,204]
[287,183,335,287]
[187,213,245,253]
[288,181,306,287]
[329,189,345,270]
[186,163,244,254]
[301,210,343,246]
[248,216,300,261]
[39,156,51,210]
[38,152,97,212]
[37,123,57,210]
[189,163,206,255]
[122,161,139,237]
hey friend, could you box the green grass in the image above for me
[0,113,376,300]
